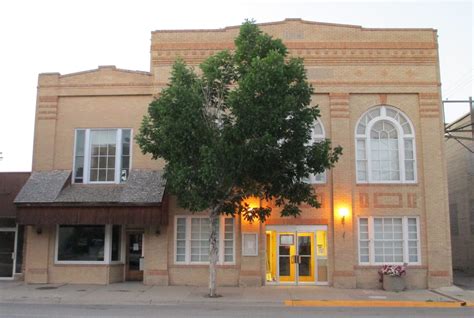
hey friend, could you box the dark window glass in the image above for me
[74,130,85,183]
[111,225,122,261]
[0,231,15,277]
[15,225,24,273]
[57,225,105,261]
[121,129,131,182]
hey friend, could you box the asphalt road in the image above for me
[0,303,473,318]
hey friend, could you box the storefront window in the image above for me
[57,225,105,261]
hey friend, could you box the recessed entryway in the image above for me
[265,225,328,285]
[125,232,144,281]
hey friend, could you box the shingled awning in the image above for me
[14,169,168,225]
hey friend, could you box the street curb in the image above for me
[284,300,474,308]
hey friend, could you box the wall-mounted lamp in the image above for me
[338,207,349,225]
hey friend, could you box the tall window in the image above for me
[355,106,416,183]
[358,217,420,265]
[305,118,326,184]
[73,129,132,184]
[175,216,234,264]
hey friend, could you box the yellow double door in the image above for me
[278,232,315,283]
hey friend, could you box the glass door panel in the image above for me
[0,231,15,278]
[126,232,143,281]
[278,233,295,282]
[297,233,314,282]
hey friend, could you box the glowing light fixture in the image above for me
[338,207,349,225]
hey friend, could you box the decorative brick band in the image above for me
[359,193,370,208]
[407,193,418,208]
[151,42,437,50]
[373,193,403,208]
[265,218,329,225]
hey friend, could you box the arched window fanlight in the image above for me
[355,106,416,183]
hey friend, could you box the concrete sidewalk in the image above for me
[1,281,473,307]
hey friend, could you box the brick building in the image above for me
[15,19,452,289]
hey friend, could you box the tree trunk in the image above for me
[208,209,219,297]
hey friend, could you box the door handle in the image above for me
[298,255,302,264]
[11,252,15,260]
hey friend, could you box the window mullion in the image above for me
[115,129,122,184]
[186,218,191,264]
[369,217,374,264]
[367,136,372,183]
[219,217,224,264]
[402,217,408,264]
[399,136,406,182]
[84,129,90,183]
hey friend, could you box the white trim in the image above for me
[173,215,236,265]
[357,216,421,266]
[73,128,133,184]
[355,105,417,184]
[308,117,327,184]
[242,233,258,256]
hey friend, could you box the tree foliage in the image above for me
[138,21,342,222]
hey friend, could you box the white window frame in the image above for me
[242,232,259,256]
[355,106,417,184]
[306,117,327,184]
[73,128,133,184]
[357,216,421,266]
[174,215,236,265]
[54,224,125,265]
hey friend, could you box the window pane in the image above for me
[190,218,213,262]
[57,225,105,261]
[373,218,404,264]
[121,129,131,182]
[89,130,117,183]
[111,225,122,261]
[224,218,234,262]
[74,130,86,183]
[176,218,186,262]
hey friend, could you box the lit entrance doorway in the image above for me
[126,232,144,281]
[265,225,328,285]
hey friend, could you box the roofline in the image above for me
[0,171,31,174]
[39,65,152,78]
[152,18,437,34]
[446,112,471,127]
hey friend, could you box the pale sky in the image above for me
[0,0,472,172]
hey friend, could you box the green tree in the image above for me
[137,20,342,297]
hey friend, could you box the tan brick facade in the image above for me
[23,19,452,289]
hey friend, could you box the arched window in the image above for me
[355,106,416,183]
[306,118,326,184]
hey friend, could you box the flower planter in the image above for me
[382,275,406,292]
